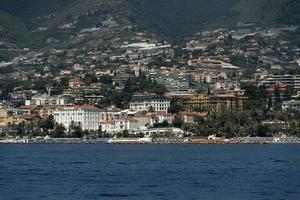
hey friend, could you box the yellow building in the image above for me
[182,91,247,113]
[0,116,24,127]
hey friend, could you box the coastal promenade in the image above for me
[1,137,300,144]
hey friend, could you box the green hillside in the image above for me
[0,0,299,47]
[128,0,300,41]
[0,10,32,46]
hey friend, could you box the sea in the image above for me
[0,144,299,200]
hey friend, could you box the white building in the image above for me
[54,106,100,131]
[147,112,174,125]
[25,94,71,106]
[130,95,170,113]
[101,118,139,133]
[282,100,300,111]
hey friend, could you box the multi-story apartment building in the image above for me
[156,72,191,93]
[130,95,170,113]
[100,107,140,122]
[25,94,72,106]
[266,83,291,106]
[182,91,247,112]
[101,118,139,133]
[262,74,300,92]
[295,75,300,91]
[54,106,100,131]
[282,100,300,111]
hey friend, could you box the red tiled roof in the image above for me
[76,105,99,110]
[18,105,35,110]
[133,115,148,118]
[56,105,99,111]
[154,112,172,116]
[101,121,114,125]
[179,112,208,117]
[127,118,138,122]
[20,114,41,120]
[69,77,82,82]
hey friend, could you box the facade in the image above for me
[101,118,139,133]
[266,83,290,106]
[156,72,191,93]
[69,77,84,89]
[132,115,151,128]
[130,95,170,112]
[282,100,300,111]
[54,106,100,131]
[100,106,123,122]
[214,81,240,91]
[147,112,174,125]
[100,107,140,122]
[295,75,300,91]
[179,112,208,124]
[262,75,300,92]
[25,94,71,106]
[182,91,247,112]
[9,90,37,107]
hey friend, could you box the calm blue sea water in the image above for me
[0,144,299,200]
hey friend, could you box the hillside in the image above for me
[0,0,299,47]
[128,0,300,41]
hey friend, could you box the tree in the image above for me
[149,106,155,113]
[99,75,113,84]
[168,98,183,114]
[69,122,83,138]
[172,115,183,128]
[146,80,166,95]
[194,116,205,125]
[168,102,183,114]
[118,130,130,138]
[16,122,26,137]
[53,124,66,138]
[154,120,170,128]
[257,125,270,137]
[72,126,84,138]
[84,73,97,85]
[40,115,54,130]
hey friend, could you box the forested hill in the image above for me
[128,0,300,40]
[0,0,299,46]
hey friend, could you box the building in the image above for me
[295,75,300,91]
[262,74,300,92]
[9,90,37,107]
[188,58,240,70]
[213,81,240,91]
[147,112,174,125]
[0,116,24,127]
[100,107,140,123]
[69,77,84,89]
[156,72,191,93]
[130,94,170,113]
[25,94,71,106]
[266,83,290,106]
[54,106,100,131]
[282,100,300,111]
[101,118,139,133]
[182,91,247,112]
[179,112,208,124]
[132,115,151,128]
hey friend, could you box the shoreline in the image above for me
[1,137,300,145]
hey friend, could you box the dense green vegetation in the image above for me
[128,0,300,42]
[0,0,121,47]
[181,83,300,138]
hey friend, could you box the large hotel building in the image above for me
[182,90,247,113]
[54,106,100,131]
